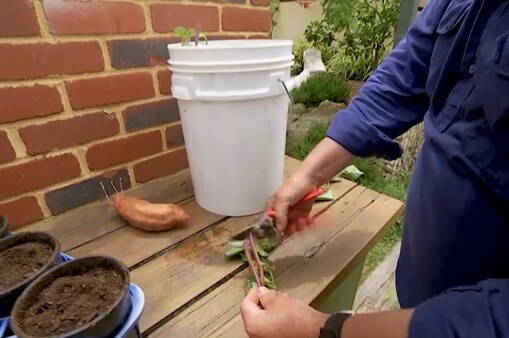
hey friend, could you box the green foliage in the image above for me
[287,122,329,161]
[291,38,311,76]
[269,0,281,38]
[294,0,401,80]
[304,19,336,48]
[330,0,401,80]
[225,236,279,290]
[320,0,359,31]
[326,50,376,82]
[292,72,350,107]
[174,26,208,46]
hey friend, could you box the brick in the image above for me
[157,70,172,95]
[222,7,271,32]
[0,85,63,124]
[0,0,39,37]
[0,196,44,228]
[0,131,16,164]
[0,42,104,81]
[66,72,155,110]
[134,148,188,183]
[251,0,271,5]
[165,124,185,148]
[151,4,219,33]
[45,169,131,215]
[108,38,177,69]
[216,0,246,4]
[86,131,163,171]
[43,0,145,35]
[0,154,81,200]
[123,99,180,133]
[19,113,120,156]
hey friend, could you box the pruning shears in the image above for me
[230,188,326,242]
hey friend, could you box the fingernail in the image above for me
[258,287,269,294]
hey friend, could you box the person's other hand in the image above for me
[240,286,328,338]
[268,172,319,236]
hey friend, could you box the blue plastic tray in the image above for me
[0,253,145,338]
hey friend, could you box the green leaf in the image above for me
[224,241,244,257]
[257,236,279,253]
[316,190,335,201]
[261,258,275,273]
[187,28,196,37]
[174,26,187,37]
[264,272,277,289]
[338,165,365,181]
[240,253,248,262]
[255,246,269,258]
[246,276,257,290]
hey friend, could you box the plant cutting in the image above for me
[11,255,131,338]
[174,26,208,46]
[0,231,62,318]
[225,234,279,290]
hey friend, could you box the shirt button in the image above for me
[468,64,476,74]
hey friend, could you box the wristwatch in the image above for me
[319,311,354,338]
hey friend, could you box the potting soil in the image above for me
[20,267,124,336]
[0,242,53,290]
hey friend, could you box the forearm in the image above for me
[341,309,414,338]
[297,137,355,187]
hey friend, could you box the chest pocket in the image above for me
[426,0,472,131]
[467,28,509,203]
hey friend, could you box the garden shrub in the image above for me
[295,0,401,81]
[291,72,350,107]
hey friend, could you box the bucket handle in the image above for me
[172,72,290,101]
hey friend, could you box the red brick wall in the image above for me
[0,0,271,228]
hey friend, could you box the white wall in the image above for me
[272,1,323,42]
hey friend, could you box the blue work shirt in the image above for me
[327,0,509,335]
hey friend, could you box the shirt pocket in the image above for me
[436,0,471,35]
[426,0,472,132]
[476,31,509,137]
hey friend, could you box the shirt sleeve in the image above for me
[409,279,509,338]
[326,1,441,160]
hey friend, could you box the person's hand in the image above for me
[240,286,328,338]
[268,172,320,236]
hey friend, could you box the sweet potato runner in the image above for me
[21,156,403,337]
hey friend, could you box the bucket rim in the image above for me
[167,39,293,50]
[167,55,294,67]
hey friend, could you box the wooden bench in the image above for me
[22,156,404,337]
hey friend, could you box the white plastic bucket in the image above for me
[167,39,297,216]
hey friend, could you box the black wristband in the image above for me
[319,311,354,338]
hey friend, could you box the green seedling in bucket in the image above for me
[174,26,208,46]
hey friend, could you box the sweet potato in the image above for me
[101,181,190,232]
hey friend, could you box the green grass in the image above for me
[288,122,330,161]
[286,123,411,282]
[291,73,351,107]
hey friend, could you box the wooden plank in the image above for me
[68,198,225,268]
[133,179,357,334]
[150,186,404,338]
[67,156,307,268]
[21,170,193,251]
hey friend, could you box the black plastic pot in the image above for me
[0,215,10,239]
[11,255,132,338]
[0,231,62,318]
